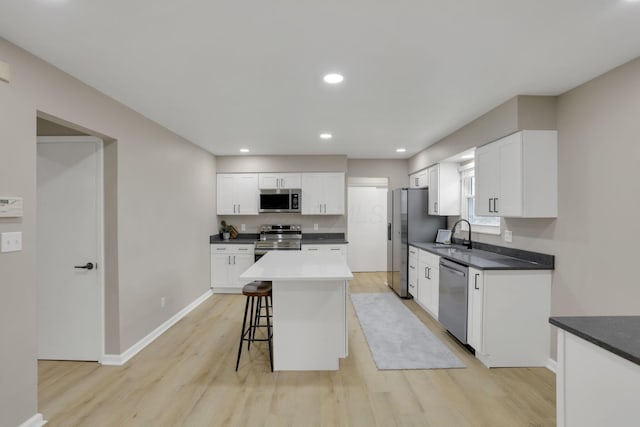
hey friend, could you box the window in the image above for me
[460,167,500,234]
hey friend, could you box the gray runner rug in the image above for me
[350,292,465,370]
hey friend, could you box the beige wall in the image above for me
[216,155,347,173]
[409,59,640,360]
[347,159,409,190]
[217,155,348,233]
[0,38,217,426]
[408,95,557,173]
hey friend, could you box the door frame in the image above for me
[36,136,105,362]
[347,177,388,272]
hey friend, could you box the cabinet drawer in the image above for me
[211,244,254,254]
[418,249,439,265]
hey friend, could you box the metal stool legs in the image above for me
[235,294,273,371]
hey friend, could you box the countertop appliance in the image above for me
[387,188,446,298]
[439,258,469,344]
[254,224,302,261]
[259,189,300,213]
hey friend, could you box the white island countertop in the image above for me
[240,251,353,281]
[238,250,352,371]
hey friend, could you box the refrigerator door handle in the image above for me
[387,223,392,240]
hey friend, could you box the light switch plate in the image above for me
[504,230,513,243]
[1,232,22,253]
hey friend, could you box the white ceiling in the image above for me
[2,1,640,159]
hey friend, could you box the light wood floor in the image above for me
[39,272,555,426]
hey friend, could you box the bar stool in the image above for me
[235,281,273,371]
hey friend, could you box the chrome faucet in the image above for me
[451,219,472,249]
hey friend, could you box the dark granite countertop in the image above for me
[210,233,347,245]
[301,233,348,244]
[410,241,554,270]
[210,233,259,244]
[550,316,640,366]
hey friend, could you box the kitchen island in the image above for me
[240,251,353,371]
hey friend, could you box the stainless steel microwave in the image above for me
[259,189,301,213]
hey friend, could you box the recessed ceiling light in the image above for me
[396,148,406,153]
[323,73,344,84]
[320,133,333,140]
[239,148,249,153]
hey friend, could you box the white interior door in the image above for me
[37,137,103,361]
[347,184,387,272]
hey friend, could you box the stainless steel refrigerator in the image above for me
[387,188,446,298]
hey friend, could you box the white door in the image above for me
[216,174,236,214]
[323,173,345,214]
[428,165,439,215]
[37,137,103,361]
[234,174,259,215]
[347,185,387,271]
[301,173,323,214]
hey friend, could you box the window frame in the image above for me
[459,163,501,235]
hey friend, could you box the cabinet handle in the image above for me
[409,265,415,269]
[233,255,236,264]
[427,267,431,279]
[237,204,240,213]
[474,273,479,290]
[239,248,248,251]
[216,247,226,251]
[424,267,428,279]
[228,255,231,265]
[415,177,418,186]
[434,202,438,213]
[488,198,493,213]
[494,198,498,213]
[308,248,319,251]
[330,248,340,251]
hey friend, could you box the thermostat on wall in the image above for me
[0,197,23,217]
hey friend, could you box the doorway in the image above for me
[36,136,104,361]
[347,178,388,272]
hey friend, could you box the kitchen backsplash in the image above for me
[218,213,346,233]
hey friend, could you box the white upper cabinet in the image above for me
[301,172,345,215]
[475,130,557,217]
[409,169,428,188]
[258,173,302,190]
[216,173,259,215]
[427,163,460,216]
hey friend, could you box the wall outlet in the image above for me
[160,297,166,308]
[504,230,513,243]
[313,224,319,231]
[241,224,246,232]
[0,231,22,253]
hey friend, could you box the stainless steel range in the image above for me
[254,224,302,261]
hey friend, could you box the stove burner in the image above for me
[254,224,302,259]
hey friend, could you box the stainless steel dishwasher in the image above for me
[439,258,469,344]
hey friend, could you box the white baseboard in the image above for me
[101,289,213,366]
[18,413,47,427]
[546,357,557,374]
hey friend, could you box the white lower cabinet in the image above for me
[466,268,552,367]
[416,249,439,319]
[211,244,255,293]
[301,244,347,258]
[556,330,640,427]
